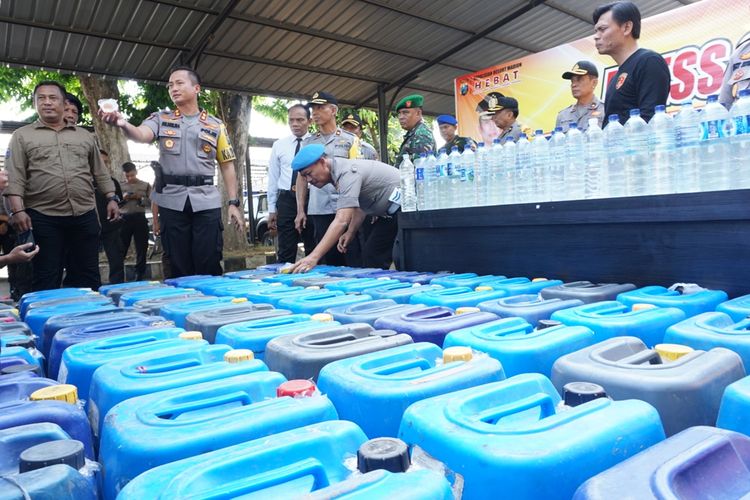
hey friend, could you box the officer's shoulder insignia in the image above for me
[173,109,181,117]
[335,130,341,136]
[199,110,208,121]
[591,111,601,116]
[165,129,176,136]
[740,51,750,61]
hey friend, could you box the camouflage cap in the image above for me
[395,94,424,111]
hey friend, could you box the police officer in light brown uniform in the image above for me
[101,66,244,278]
[720,36,750,110]
[555,61,605,132]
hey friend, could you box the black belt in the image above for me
[278,187,296,195]
[163,174,214,187]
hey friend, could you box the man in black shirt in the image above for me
[593,2,670,124]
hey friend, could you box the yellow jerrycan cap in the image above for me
[178,331,203,341]
[224,349,255,363]
[443,346,473,363]
[655,343,694,361]
[312,313,333,322]
[30,384,78,405]
[456,307,480,315]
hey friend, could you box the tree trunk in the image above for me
[78,75,131,175]
[216,91,252,252]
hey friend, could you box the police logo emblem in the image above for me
[202,144,212,153]
[347,114,354,120]
[487,95,499,110]
[616,73,628,90]
[312,92,319,99]
[164,139,174,149]
[166,129,175,136]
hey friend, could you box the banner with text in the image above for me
[454,0,748,142]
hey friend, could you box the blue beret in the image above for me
[291,143,326,172]
[437,114,457,126]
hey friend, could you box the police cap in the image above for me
[341,112,362,127]
[562,61,599,79]
[291,144,326,172]
[487,95,519,113]
[309,91,338,106]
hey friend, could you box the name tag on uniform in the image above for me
[387,187,402,215]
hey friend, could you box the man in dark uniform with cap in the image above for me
[720,34,750,109]
[287,144,400,274]
[101,66,245,278]
[438,114,477,152]
[395,94,436,164]
[555,61,605,132]
[488,95,524,144]
[294,91,360,267]
[341,112,378,160]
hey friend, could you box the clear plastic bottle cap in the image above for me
[224,349,254,363]
[474,286,493,292]
[443,346,473,363]
[30,384,78,404]
[312,313,333,322]
[306,286,321,290]
[655,344,693,361]
[97,98,118,113]
[277,379,317,398]
[456,307,480,315]
[178,331,203,341]
[231,298,248,303]
[632,303,657,311]
[531,278,547,282]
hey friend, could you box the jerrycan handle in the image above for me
[195,458,330,497]
[371,357,432,376]
[651,435,749,500]
[618,349,662,365]
[476,392,556,425]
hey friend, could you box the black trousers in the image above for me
[311,214,346,266]
[120,213,149,279]
[0,224,32,301]
[100,228,125,285]
[28,208,101,291]
[276,190,315,264]
[159,199,223,279]
[362,214,399,269]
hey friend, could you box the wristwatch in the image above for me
[106,195,121,204]
[227,199,241,207]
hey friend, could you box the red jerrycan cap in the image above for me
[277,379,317,398]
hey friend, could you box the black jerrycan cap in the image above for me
[537,319,562,330]
[4,338,36,350]
[357,437,410,473]
[1,363,40,376]
[19,439,85,473]
[563,381,608,407]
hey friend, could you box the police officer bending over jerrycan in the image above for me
[289,144,401,274]
[101,66,245,278]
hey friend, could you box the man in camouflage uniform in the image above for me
[720,35,750,109]
[395,94,436,165]
[341,112,378,160]
[488,95,524,144]
[295,91,359,266]
[555,61,605,132]
[438,114,477,152]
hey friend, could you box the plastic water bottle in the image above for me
[474,142,489,206]
[565,123,585,200]
[399,154,417,212]
[649,104,675,194]
[623,109,650,196]
[447,146,462,208]
[435,148,448,209]
[699,94,732,191]
[673,102,701,193]
[422,152,436,210]
[515,133,532,203]
[530,130,550,202]
[604,115,626,197]
[730,89,750,187]
[489,138,503,205]
[460,145,476,207]
[548,127,566,201]
[414,153,426,210]
[584,118,605,199]
[502,139,516,204]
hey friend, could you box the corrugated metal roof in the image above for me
[0,0,697,114]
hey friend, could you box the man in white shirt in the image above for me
[267,104,316,263]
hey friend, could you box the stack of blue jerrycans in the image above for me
[717,376,750,435]
[550,300,686,347]
[0,423,100,499]
[129,289,204,314]
[716,293,750,321]
[118,420,453,499]
[99,372,339,499]
[324,278,402,294]
[237,285,322,307]
[17,288,97,318]
[118,286,199,307]
[365,281,444,304]
[278,290,373,315]
[58,325,198,407]
[399,373,665,500]
[325,299,425,326]
[0,338,44,377]
[443,317,597,377]
[551,336,746,436]
[474,276,563,295]
[430,273,503,288]
[291,274,347,287]
[317,342,504,438]
[23,294,113,341]
[0,366,57,402]
[183,300,289,343]
[215,313,340,359]
[159,296,244,328]
[477,293,584,324]
[664,311,750,367]
[574,426,750,499]
[105,282,171,306]
[616,284,728,317]
[87,344,266,441]
[373,306,497,345]
[264,322,413,381]
[540,280,637,303]
[409,286,509,309]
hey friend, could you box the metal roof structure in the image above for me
[0,0,695,117]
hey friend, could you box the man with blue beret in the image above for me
[288,144,401,273]
[395,94,436,165]
[438,114,477,152]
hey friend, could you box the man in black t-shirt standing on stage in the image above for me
[593,2,670,124]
